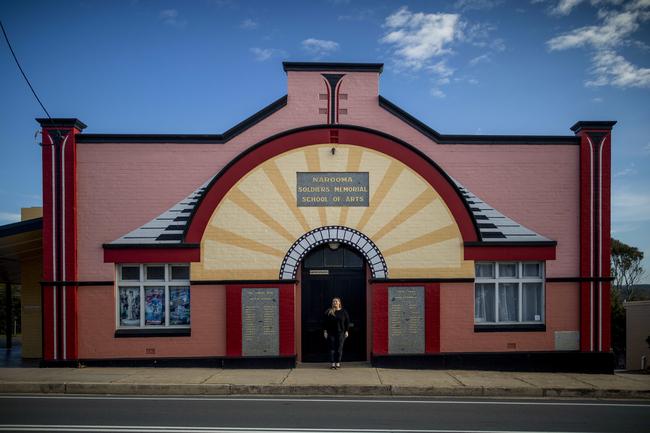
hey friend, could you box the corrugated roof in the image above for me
[452,178,552,243]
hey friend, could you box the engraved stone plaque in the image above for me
[388,286,425,354]
[297,172,369,207]
[242,288,279,356]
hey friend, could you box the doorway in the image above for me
[301,243,367,362]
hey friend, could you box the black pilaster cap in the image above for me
[570,121,617,133]
[36,118,87,130]
[283,62,383,73]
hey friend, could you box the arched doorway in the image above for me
[301,243,367,362]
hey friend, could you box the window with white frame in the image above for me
[474,262,544,325]
[117,264,190,328]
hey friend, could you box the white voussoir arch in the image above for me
[279,226,387,280]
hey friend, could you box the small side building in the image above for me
[624,300,650,370]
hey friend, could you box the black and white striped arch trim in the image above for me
[279,226,387,280]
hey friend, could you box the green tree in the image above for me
[611,238,645,301]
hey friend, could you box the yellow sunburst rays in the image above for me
[356,161,405,231]
[303,147,327,227]
[371,189,439,242]
[262,161,311,233]
[381,224,459,257]
[209,227,286,258]
[338,147,363,226]
[228,187,296,243]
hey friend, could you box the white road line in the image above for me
[0,426,604,433]
[0,395,647,408]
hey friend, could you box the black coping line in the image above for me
[40,281,114,287]
[103,243,200,249]
[0,217,42,238]
[369,278,474,283]
[570,120,617,133]
[474,324,546,332]
[283,62,383,73]
[191,279,298,285]
[378,96,581,145]
[464,240,557,247]
[36,118,87,130]
[75,95,288,144]
[114,328,191,338]
[546,276,614,282]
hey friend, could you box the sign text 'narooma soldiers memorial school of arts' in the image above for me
[297,172,369,207]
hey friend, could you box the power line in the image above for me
[0,19,52,119]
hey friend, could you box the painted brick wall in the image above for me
[439,282,579,352]
[77,284,225,359]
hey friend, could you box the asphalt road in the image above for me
[0,395,649,432]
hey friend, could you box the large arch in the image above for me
[186,125,479,281]
[186,125,479,243]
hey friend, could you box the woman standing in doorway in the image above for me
[323,297,350,369]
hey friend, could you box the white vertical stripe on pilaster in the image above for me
[598,136,605,352]
[61,135,69,361]
[50,133,57,360]
[587,136,594,352]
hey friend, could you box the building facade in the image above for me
[37,62,615,371]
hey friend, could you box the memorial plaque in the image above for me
[388,286,425,354]
[297,172,369,207]
[242,288,279,356]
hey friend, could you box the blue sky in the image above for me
[1,0,649,281]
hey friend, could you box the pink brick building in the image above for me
[37,62,615,371]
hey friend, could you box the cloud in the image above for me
[546,1,650,88]
[301,38,340,58]
[614,163,637,178]
[591,96,604,102]
[586,50,650,88]
[430,88,447,98]
[159,9,187,28]
[550,0,586,15]
[469,53,491,66]
[240,19,258,30]
[0,212,20,223]
[380,7,461,70]
[250,47,285,62]
[547,10,641,50]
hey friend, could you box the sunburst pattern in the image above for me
[191,144,473,280]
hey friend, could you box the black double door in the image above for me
[301,245,367,362]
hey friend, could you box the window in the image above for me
[117,264,190,329]
[474,262,544,327]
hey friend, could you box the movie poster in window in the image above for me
[170,286,190,325]
[119,287,140,326]
[145,287,165,326]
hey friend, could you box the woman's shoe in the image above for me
[336,363,341,368]
[330,363,336,369]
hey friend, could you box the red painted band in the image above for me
[104,248,200,263]
[464,245,556,261]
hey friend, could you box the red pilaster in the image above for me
[425,284,440,353]
[572,120,615,353]
[371,284,388,355]
[38,118,86,362]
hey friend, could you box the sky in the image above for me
[1,0,649,282]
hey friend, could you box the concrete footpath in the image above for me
[1,364,649,399]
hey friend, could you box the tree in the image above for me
[611,238,645,302]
